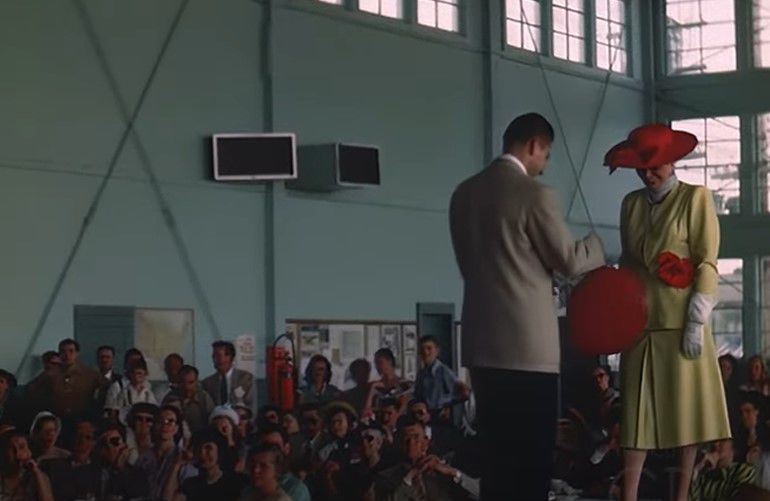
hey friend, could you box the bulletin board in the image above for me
[286,319,418,390]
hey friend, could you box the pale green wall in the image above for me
[0,0,646,379]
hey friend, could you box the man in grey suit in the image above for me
[449,113,605,499]
[201,341,256,414]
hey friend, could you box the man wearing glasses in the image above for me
[97,423,150,500]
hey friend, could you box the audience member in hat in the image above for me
[30,411,70,463]
[0,429,54,501]
[210,405,245,473]
[44,418,101,500]
[162,428,247,501]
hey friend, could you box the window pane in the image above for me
[418,0,437,26]
[359,0,403,18]
[569,36,585,62]
[756,0,770,67]
[359,0,380,13]
[554,32,568,58]
[672,116,741,214]
[609,0,625,22]
[758,113,770,212]
[715,258,743,358]
[437,3,459,31]
[595,0,627,73]
[506,0,542,51]
[554,2,585,62]
[762,257,770,357]
[317,0,343,4]
[666,0,737,74]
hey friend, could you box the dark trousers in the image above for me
[471,367,558,501]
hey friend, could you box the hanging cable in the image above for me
[15,0,192,376]
[520,1,627,234]
[71,0,222,341]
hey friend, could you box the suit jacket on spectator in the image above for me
[163,387,215,433]
[202,368,255,411]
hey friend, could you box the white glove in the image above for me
[682,322,703,359]
[681,292,717,359]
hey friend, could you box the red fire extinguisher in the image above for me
[267,333,296,411]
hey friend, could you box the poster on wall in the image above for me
[401,324,418,381]
[134,308,194,381]
[298,324,330,388]
[328,324,365,389]
[381,324,402,376]
[235,334,257,376]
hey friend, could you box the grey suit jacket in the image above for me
[202,368,256,411]
[449,157,605,373]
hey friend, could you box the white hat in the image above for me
[209,405,239,426]
[30,411,62,437]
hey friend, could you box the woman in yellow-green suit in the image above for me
[604,124,731,501]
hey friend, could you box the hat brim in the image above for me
[604,131,697,170]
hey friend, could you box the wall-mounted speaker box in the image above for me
[287,143,380,192]
[212,133,297,181]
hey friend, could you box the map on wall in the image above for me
[134,308,194,381]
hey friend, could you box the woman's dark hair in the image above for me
[155,405,185,443]
[127,403,159,428]
[0,369,17,389]
[0,429,29,473]
[374,348,396,367]
[304,355,332,386]
[127,358,148,374]
[718,354,739,375]
[191,429,227,460]
[123,348,143,366]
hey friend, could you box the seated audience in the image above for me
[238,444,293,501]
[299,355,341,406]
[97,422,150,500]
[0,369,22,428]
[30,411,70,462]
[363,349,412,417]
[256,423,311,501]
[0,428,54,501]
[44,418,101,500]
[234,403,254,440]
[210,404,246,473]
[742,356,770,397]
[135,404,198,499]
[690,439,756,501]
[414,336,469,412]
[408,398,462,458]
[317,403,358,463]
[341,358,373,415]
[376,398,401,444]
[125,402,158,465]
[372,417,478,501]
[735,392,770,463]
[202,341,256,410]
[720,354,742,432]
[155,353,184,403]
[257,404,282,430]
[104,358,157,422]
[165,365,215,433]
[163,428,247,501]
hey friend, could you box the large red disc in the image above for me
[567,266,647,355]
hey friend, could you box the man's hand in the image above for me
[682,322,703,359]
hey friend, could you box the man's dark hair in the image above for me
[256,422,290,447]
[190,428,228,457]
[374,348,396,366]
[58,338,80,352]
[503,113,555,150]
[127,402,159,428]
[211,341,236,359]
[42,351,59,364]
[127,358,148,374]
[418,335,440,348]
[349,358,371,375]
[178,364,199,378]
[123,348,143,366]
[164,353,183,365]
[247,444,285,476]
[395,416,426,441]
[96,345,115,356]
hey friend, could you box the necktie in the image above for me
[220,375,228,405]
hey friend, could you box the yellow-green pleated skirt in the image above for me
[619,326,732,450]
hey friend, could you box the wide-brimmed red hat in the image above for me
[604,123,698,173]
